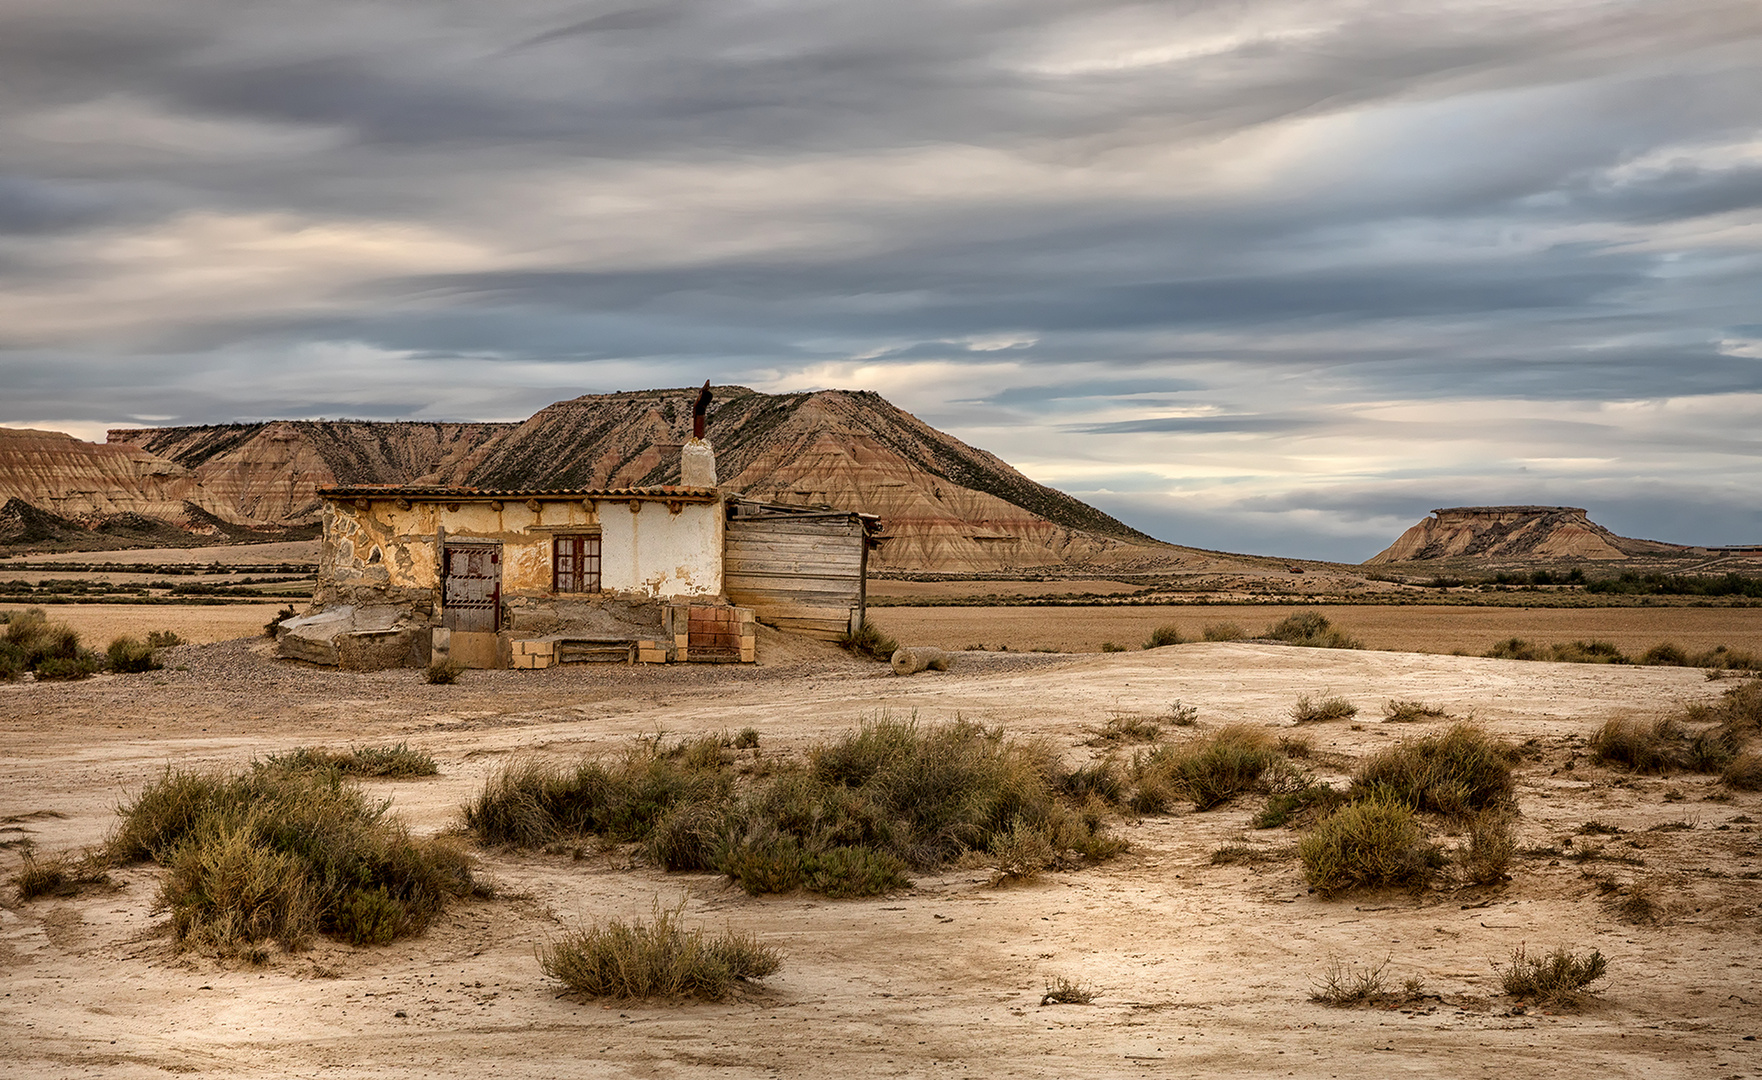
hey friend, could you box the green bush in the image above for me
[540,903,781,1000]
[110,766,475,956]
[35,652,101,680]
[1299,799,1437,896]
[1265,611,1362,650]
[1143,625,1183,649]
[837,620,898,661]
[107,635,161,674]
[1350,724,1515,817]
[1640,642,1689,666]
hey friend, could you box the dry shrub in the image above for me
[262,743,439,778]
[1143,625,1184,649]
[1299,798,1437,896]
[1350,724,1516,817]
[1040,976,1095,1005]
[1309,956,1425,1006]
[1382,699,1448,723]
[106,635,161,674]
[1485,637,1542,661]
[1253,776,1347,830]
[540,903,781,1000]
[467,719,1122,898]
[1609,877,1662,924]
[1266,611,1362,650]
[1548,640,1629,664]
[837,620,898,661]
[1131,725,1279,811]
[1085,714,1161,745]
[426,659,464,684]
[1722,752,1762,791]
[1589,717,1684,773]
[1201,622,1247,642]
[1291,695,1357,723]
[111,766,475,955]
[1456,810,1515,885]
[12,850,111,901]
[1496,945,1607,1005]
[989,817,1055,883]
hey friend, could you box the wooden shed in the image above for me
[722,498,883,639]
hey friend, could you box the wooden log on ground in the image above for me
[891,646,951,676]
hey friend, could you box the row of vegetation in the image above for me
[466,719,1125,898]
[1420,570,1762,596]
[0,608,183,680]
[1485,637,1758,670]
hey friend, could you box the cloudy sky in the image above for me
[3,0,1759,561]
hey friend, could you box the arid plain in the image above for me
[4,594,1762,1078]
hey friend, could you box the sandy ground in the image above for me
[2,633,1760,1079]
[870,604,1762,658]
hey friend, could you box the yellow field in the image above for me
[867,602,1762,657]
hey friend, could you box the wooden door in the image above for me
[443,544,501,632]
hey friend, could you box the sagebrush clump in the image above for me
[1496,945,1607,1005]
[838,621,898,661]
[1265,611,1362,650]
[110,765,476,955]
[540,903,781,1000]
[1129,725,1279,812]
[1350,724,1516,817]
[465,719,1124,898]
[1299,798,1439,896]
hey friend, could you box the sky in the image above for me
[2,0,1760,562]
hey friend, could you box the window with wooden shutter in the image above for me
[553,534,602,593]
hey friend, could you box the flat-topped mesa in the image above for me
[1366,505,1686,565]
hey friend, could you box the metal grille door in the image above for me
[443,544,501,632]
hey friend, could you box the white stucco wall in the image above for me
[598,500,723,597]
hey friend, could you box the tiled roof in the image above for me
[318,484,719,501]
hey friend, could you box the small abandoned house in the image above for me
[277,402,881,670]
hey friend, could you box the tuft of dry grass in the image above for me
[1309,956,1426,1006]
[1084,714,1161,745]
[837,621,898,661]
[1040,976,1096,1006]
[1382,699,1449,723]
[426,658,464,684]
[12,850,111,901]
[1496,945,1607,1005]
[1266,611,1362,650]
[1142,624,1183,649]
[1201,622,1248,642]
[261,743,439,778]
[1455,810,1515,886]
[539,902,781,1000]
[1291,695,1358,723]
[1130,725,1279,812]
[1350,724,1516,818]
[1299,798,1438,896]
